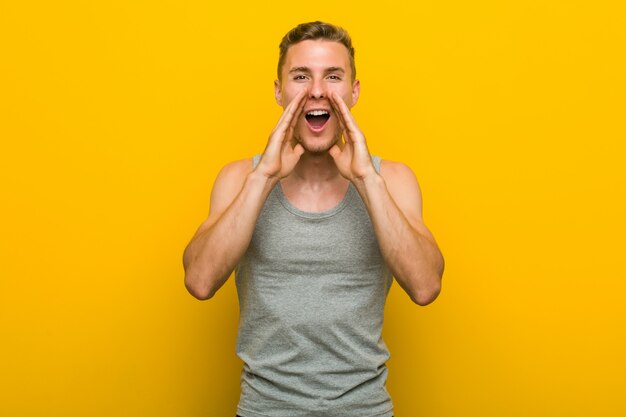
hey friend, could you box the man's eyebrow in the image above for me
[325,67,345,74]
[288,66,346,74]
[289,66,312,74]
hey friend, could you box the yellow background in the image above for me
[1,1,625,416]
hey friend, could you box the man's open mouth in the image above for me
[305,110,331,131]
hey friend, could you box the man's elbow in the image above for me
[183,262,221,300]
[184,275,216,300]
[187,284,214,301]
[410,261,444,306]
[411,282,441,306]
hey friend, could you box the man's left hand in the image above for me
[328,91,377,183]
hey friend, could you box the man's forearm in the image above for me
[183,171,277,299]
[353,174,444,306]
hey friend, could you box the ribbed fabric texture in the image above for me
[234,155,394,417]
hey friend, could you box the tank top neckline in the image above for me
[275,181,356,220]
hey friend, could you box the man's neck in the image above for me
[287,151,344,186]
[279,150,351,212]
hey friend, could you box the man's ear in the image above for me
[274,80,282,106]
[351,79,361,107]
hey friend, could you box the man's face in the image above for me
[275,39,360,154]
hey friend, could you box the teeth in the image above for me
[306,110,329,116]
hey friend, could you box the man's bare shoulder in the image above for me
[208,158,255,217]
[379,159,424,223]
[216,157,255,184]
[380,159,420,186]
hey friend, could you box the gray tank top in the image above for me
[234,155,394,417]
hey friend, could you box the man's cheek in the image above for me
[330,87,351,106]
[286,83,308,97]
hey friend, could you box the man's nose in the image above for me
[309,78,326,100]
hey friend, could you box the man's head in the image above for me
[277,21,356,82]
[275,22,360,154]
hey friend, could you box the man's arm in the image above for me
[183,160,276,299]
[328,91,444,306]
[359,161,444,306]
[183,89,308,300]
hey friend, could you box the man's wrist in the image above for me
[352,170,385,199]
[248,169,280,190]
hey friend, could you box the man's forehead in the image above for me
[284,40,350,71]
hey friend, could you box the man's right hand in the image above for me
[255,89,308,180]
[183,90,308,300]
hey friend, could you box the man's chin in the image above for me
[301,142,334,154]
[296,135,341,155]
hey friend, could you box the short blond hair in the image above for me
[277,21,356,81]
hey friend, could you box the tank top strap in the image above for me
[372,155,382,174]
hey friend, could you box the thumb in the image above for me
[328,144,341,161]
[293,143,305,158]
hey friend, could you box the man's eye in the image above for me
[294,75,308,80]
[328,75,341,80]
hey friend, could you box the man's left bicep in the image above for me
[380,160,435,240]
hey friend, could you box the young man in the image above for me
[183,21,444,417]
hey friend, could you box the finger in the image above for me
[330,91,361,138]
[267,92,306,157]
[329,91,354,128]
[329,96,351,144]
[342,125,352,145]
[333,102,347,132]
[285,94,307,145]
[328,144,342,161]
[275,89,304,126]
[274,89,307,133]
[289,90,307,131]
[293,143,304,158]
[329,92,345,126]
[329,100,349,142]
